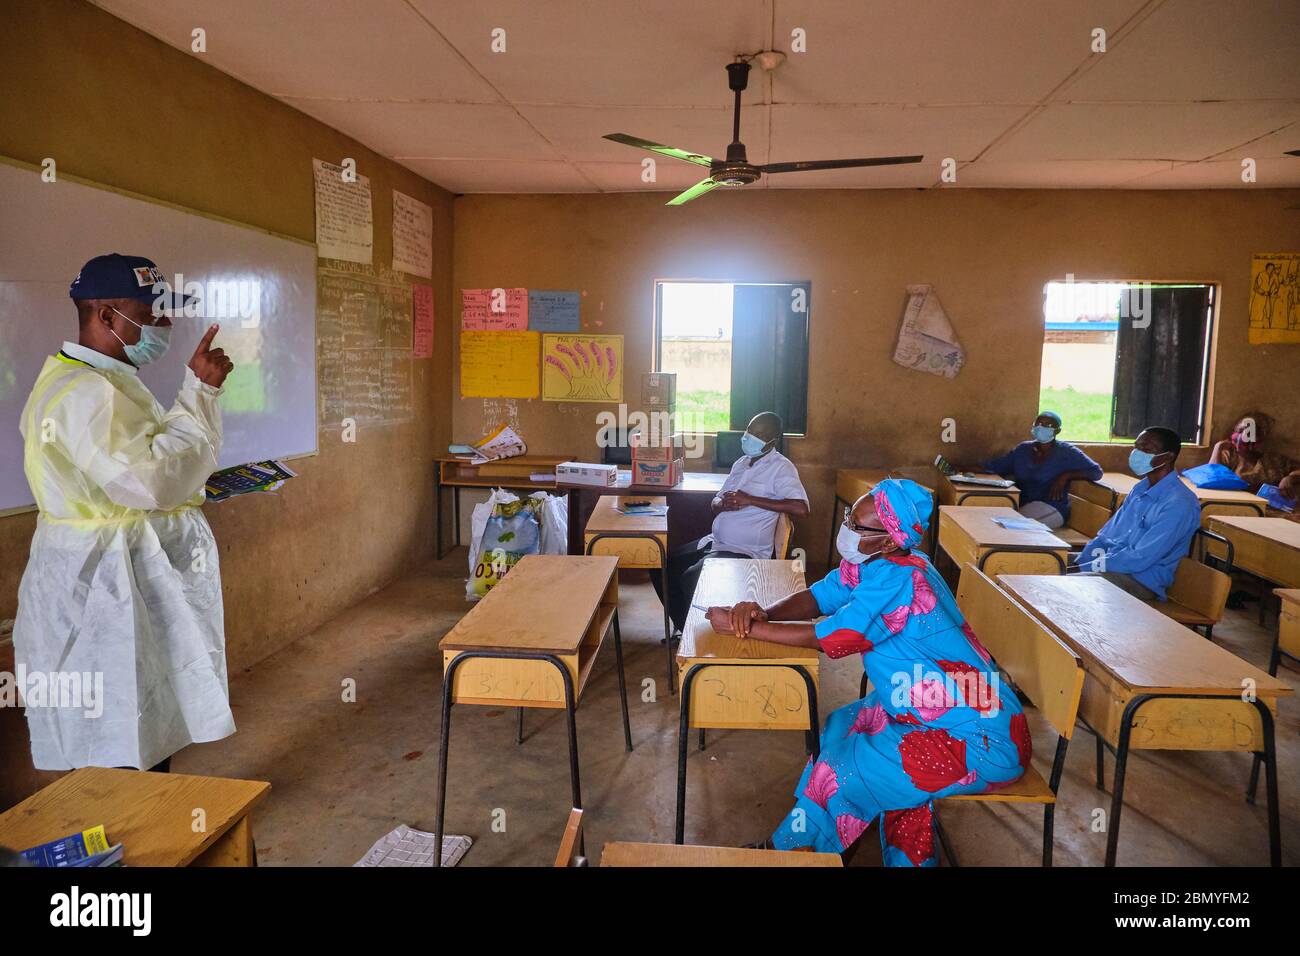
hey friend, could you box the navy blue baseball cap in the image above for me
[68,253,193,311]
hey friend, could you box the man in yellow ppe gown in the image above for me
[16,253,236,771]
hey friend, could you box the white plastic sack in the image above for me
[529,492,569,555]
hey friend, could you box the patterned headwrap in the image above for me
[872,478,934,551]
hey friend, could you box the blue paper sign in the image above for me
[528,290,580,332]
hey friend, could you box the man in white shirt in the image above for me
[651,412,809,633]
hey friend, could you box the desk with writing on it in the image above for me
[674,558,816,844]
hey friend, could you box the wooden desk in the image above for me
[434,555,627,865]
[674,559,816,843]
[584,495,676,692]
[600,841,842,867]
[562,469,726,554]
[998,573,1291,866]
[828,467,939,567]
[1206,516,1300,590]
[937,472,1020,508]
[0,767,268,867]
[433,454,573,558]
[1183,479,1267,525]
[1077,472,1139,512]
[1272,589,1300,675]
[938,506,1069,576]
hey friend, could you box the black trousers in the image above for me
[649,537,750,633]
[115,757,172,773]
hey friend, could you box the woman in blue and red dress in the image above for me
[705,478,1031,866]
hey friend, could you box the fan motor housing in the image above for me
[712,163,761,186]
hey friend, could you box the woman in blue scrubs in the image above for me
[983,411,1103,529]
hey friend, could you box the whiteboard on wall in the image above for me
[0,159,318,513]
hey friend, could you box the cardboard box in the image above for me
[634,409,676,440]
[556,461,618,487]
[632,457,684,487]
[641,372,677,408]
[629,431,684,462]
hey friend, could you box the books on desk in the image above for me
[934,454,1015,488]
[449,423,526,463]
[22,824,124,867]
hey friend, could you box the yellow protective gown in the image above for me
[15,346,235,770]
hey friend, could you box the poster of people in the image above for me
[1248,252,1300,345]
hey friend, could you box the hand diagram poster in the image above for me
[1248,252,1300,345]
[542,334,623,402]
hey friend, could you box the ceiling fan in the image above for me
[604,59,923,205]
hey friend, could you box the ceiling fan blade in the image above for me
[759,155,924,174]
[604,133,714,167]
[666,178,720,206]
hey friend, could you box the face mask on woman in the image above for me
[1231,431,1254,451]
[1031,424,1057,444]
[836,522,887,565]
[110,306,172,366]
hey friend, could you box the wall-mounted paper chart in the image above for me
[528,290,580,331]
[462,287,526,330]
[542,334,623,403]
[460,329,539,398]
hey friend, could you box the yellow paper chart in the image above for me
[1248,252,1300,345]
[542,334,624,403]
[459,330,540,398]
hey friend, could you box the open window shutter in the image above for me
[1111,286,1210,441]
[729,283,809,432]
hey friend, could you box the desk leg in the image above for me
[1105,694,1281,867]
[675,663,820,845]
[453,486,461,551]
[826,495,844,572]
[435,651,583,867]
[612,609,633,752]
[434,467,445,561]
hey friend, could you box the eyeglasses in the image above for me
[842,506,885,535]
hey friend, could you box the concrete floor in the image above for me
[175,553,1300,866]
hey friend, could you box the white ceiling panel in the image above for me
[521,105,770,164]
[956,159,1175,188]
[408,0,771,107]
[1060,0,1300,102]
[94,0,496,102]
[988,101,1300,162]
[281,99,562,162]
[89,0,1300,192]
[398,158,594,194]
[769,0,1151,104]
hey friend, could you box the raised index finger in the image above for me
[194,324,220,354]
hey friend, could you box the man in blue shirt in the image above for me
[984,410,1103,528]
[1072,426,1201,601]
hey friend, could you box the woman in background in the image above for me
[1209,411,1299,501]
[983,410,1103,529]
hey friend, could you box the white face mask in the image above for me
[836,523,879,565]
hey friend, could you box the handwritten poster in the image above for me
[1248,252,1300,345]
[312,158,373,264]
[460,330,539,398]
[528,290,581,332]
[462,287,527,330]
[392,190,433,279]
[412,283,434,358]
[542,333,623,403]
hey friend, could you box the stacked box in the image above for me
[557,461,618,487]
[641,372,676,409]
[631,457,684,487]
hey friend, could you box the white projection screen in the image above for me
[0,159,317,513]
